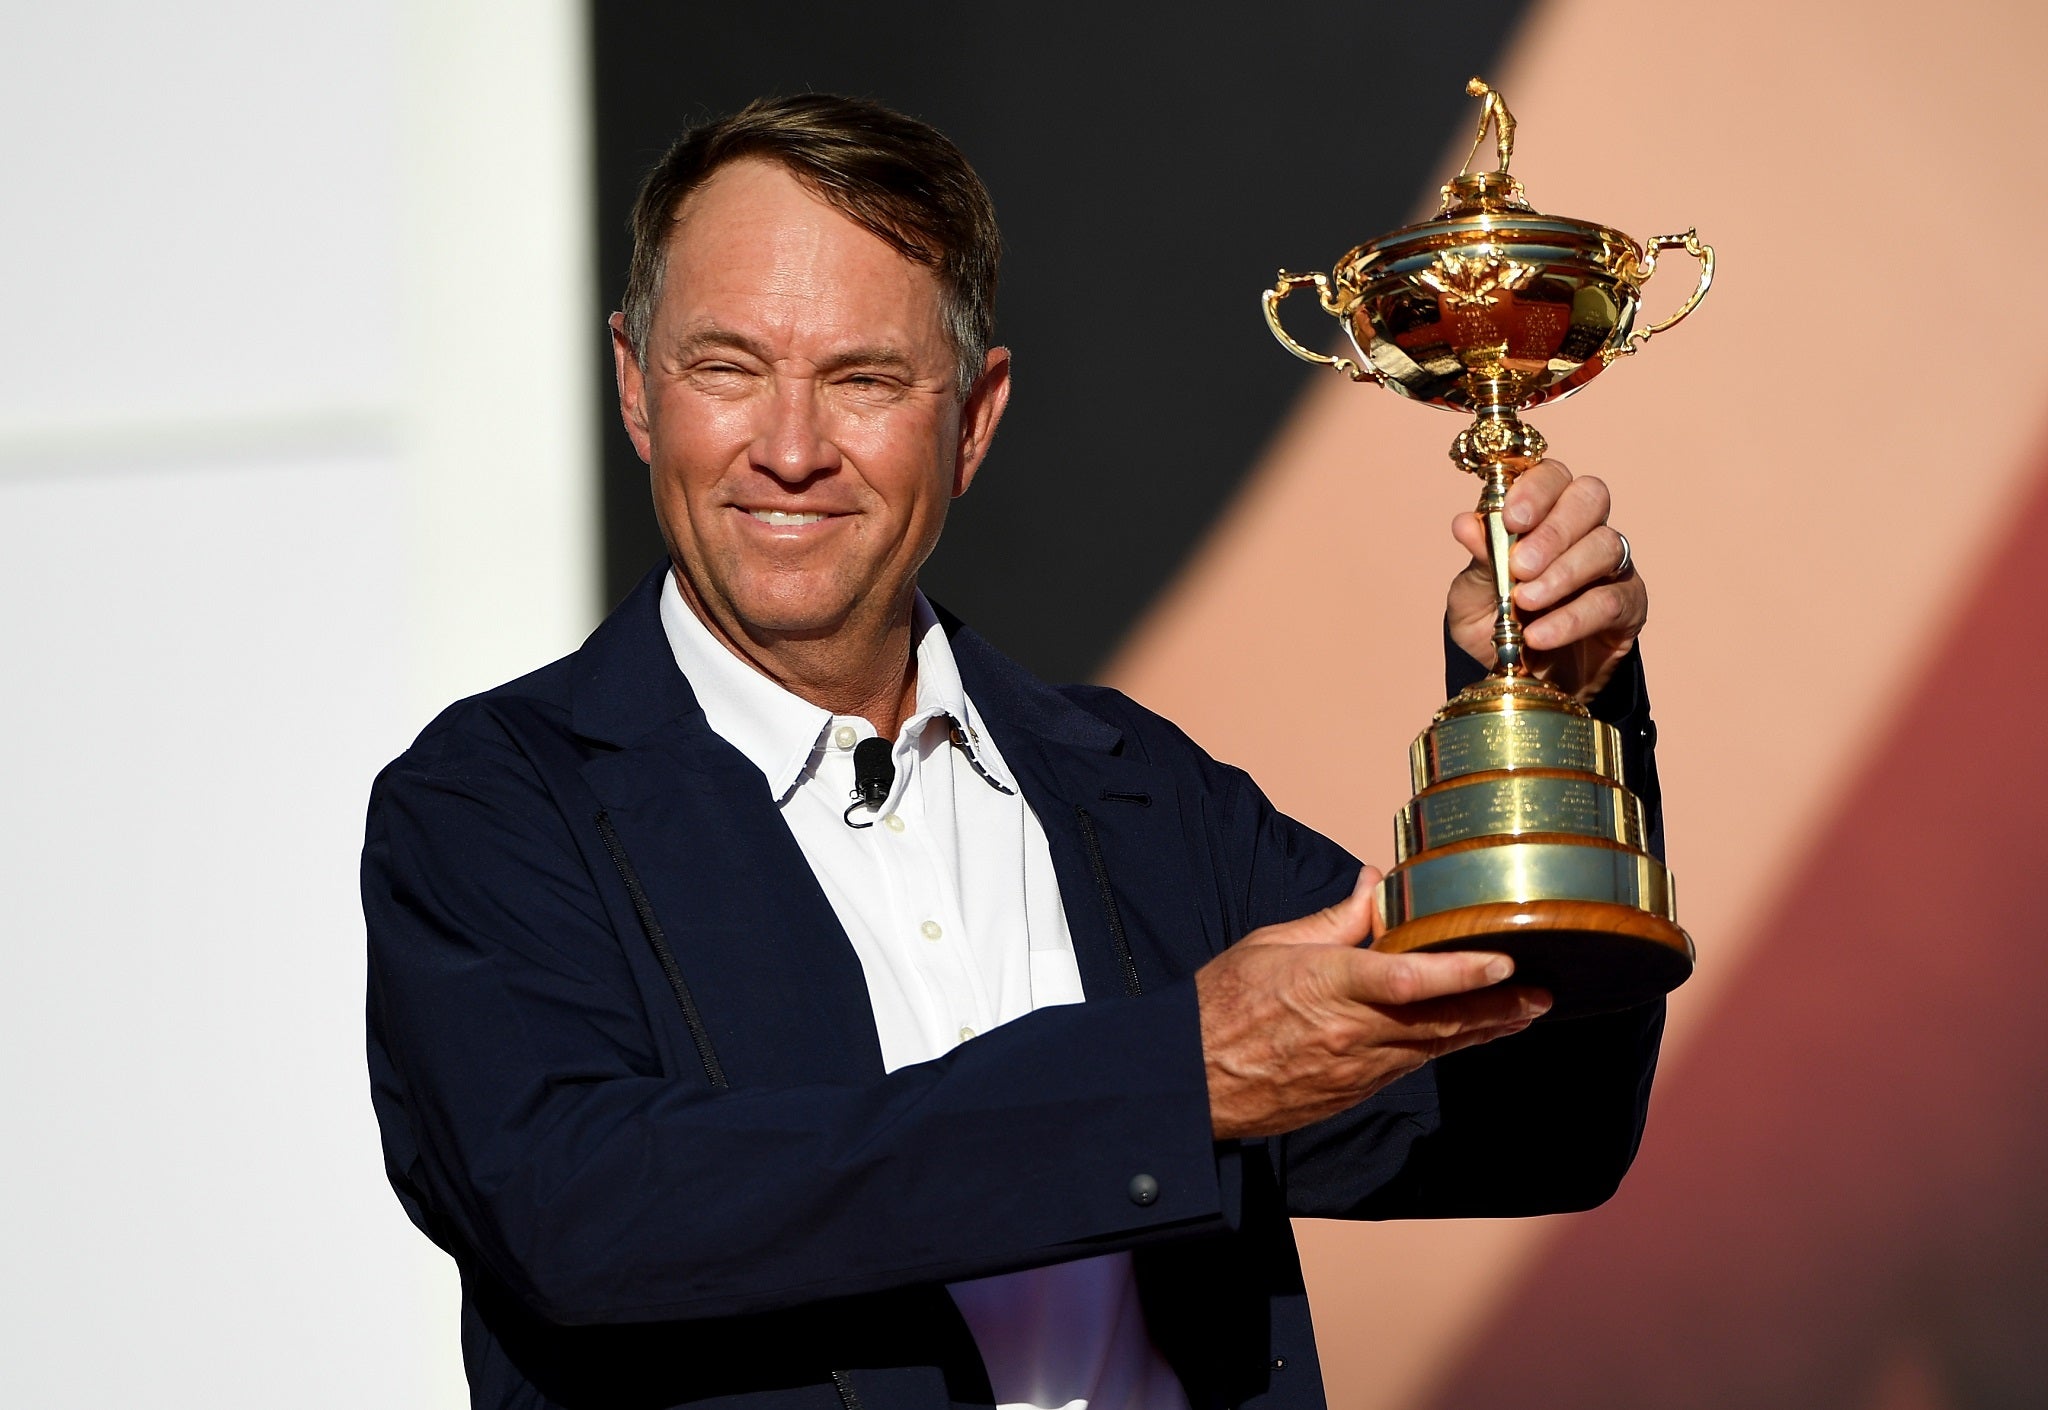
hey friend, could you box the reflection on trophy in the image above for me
[1262,78,1711,1017]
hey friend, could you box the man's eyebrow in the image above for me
[812,345,918,376]
[667,325,774,363]
[666,326,920,377]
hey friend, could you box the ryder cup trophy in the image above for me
[1262,79,1710,1017]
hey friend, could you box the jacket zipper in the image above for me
[1073,806,1144,997]
[829,1369,865,1409]
[594,810,729,1089]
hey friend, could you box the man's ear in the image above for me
[609,312,654,465]
[952,346,1012,498]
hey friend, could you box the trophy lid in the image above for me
[1437,169,1534,218]
[1336,78,1640,285]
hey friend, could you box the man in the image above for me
[365,95,1665,1410]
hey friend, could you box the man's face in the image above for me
[612,160,1009,656]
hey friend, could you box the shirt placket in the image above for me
[883,720,993,1053]
[813,721,925,1068]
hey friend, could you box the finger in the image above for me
[1415,1007,1548,1055]
[1446,513,1505,667]
[1501,459,1573,533]
[1509,472,1610,582]
[1468,1016,1536,1044]
[1377,982,1554,1047]
[1336,945,1517,1007]
[1246,866,1383,949]
[1521,577,1646,653]
[1515,522,1632,613]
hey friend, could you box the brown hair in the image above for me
[620,93,1001,396]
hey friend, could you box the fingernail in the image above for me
[1484,957,1513,983]
[1523,992,1553,1017]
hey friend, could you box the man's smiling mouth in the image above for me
[746,509,831,526]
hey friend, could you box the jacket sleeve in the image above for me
[1266,640,1669,1219]
[363,715,1232,1328]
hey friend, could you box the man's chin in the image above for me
[713,588,869,644]
[675,557,913,647]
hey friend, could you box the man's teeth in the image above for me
[749,509,827,525]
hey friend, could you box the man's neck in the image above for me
[670,566,921,739]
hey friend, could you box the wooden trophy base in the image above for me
[1376,899,1695,1020]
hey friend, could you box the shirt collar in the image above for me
[905,593,968,737]
[657,571,1009,800]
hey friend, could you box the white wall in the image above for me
[0,3,596,1403]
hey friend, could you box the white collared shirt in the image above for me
[660,572,1189,1410]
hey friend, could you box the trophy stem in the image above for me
[1477,464,1527,676]
[1451,407,1547,679]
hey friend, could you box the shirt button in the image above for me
[883,814,905,833]
[1128,1173,1160,1207]
[832,724,858,750]
[920,920,943,941]
[958,1025,976,1041]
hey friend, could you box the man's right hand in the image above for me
[1195,870,1551,1139]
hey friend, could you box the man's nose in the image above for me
[750,376,840,483]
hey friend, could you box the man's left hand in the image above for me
[1447,459,1645,701]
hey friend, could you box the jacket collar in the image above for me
[569,562,706,747]
[935,605,1124,758]
[656,569,834,800]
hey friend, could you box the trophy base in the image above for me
[1381,661,1695,1021]
[1375,899,1694,1020]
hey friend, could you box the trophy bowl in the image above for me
[1262,81,1711,1018]
[1265,168,1713,418]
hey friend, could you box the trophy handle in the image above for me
[1262,271,1377,382]
[1607,229,1714,361]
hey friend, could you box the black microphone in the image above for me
[843,737,895,828]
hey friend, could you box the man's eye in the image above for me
[840,373,902,394]
[688,363,751,386]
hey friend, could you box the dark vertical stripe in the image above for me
[594,810,729,1089]
[589,3,1535,679]
[1074,806,1143,998]
[828,1370,865,1410]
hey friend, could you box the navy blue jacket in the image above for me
[364,564,1667,1409]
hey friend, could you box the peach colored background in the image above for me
[1105,1,2048,1403]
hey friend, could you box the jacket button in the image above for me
[1128,1173,1159,1207]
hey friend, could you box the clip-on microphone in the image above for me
[843,736,895,828]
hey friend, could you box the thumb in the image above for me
[1450,509,1491,568]
[1251,866,1383,949]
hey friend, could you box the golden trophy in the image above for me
[1262,79,1710,1017]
